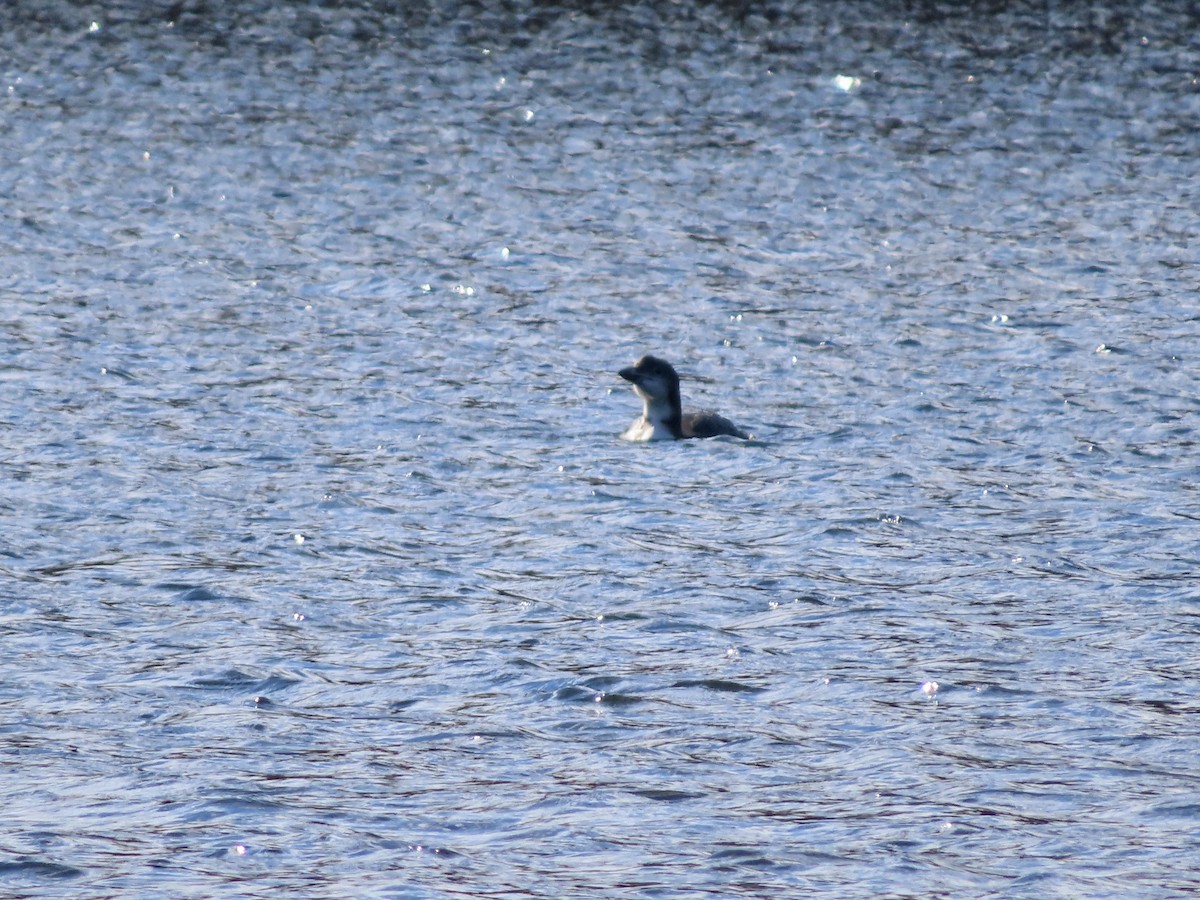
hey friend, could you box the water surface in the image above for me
[2,1,1200,896]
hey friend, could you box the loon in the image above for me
[618,355,748,441]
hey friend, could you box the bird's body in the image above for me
[618,355,748,441]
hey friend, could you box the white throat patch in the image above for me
[622,392,676,441]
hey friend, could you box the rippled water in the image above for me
[3,1,1200,896]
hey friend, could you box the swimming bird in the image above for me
[618,354,748,441]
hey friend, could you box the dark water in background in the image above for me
[3,1,1200,896]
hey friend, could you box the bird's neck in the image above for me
[640,393,682,439]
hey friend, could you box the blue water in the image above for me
[3,1,1200,896]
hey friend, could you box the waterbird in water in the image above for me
[618,355,748,441]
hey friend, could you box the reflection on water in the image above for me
[2,1,1199,896]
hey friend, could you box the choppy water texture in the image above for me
[3,1,1200,896]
